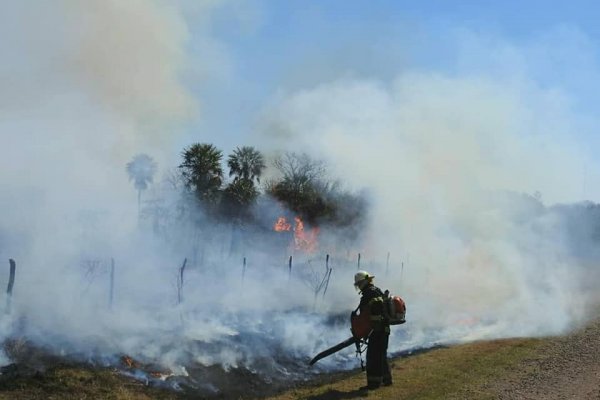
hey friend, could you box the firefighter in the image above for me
[354,270,392,390]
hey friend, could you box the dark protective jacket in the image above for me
[359,284,390,333]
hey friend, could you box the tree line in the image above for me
[126,144,367,229]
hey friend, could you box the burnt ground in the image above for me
[1,319,599,399]
[0,337,330,399]
[488,318,600,400]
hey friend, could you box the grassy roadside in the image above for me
[260,337,546,400]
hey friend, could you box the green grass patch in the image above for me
[263,337,545,400]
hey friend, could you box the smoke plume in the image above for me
[260,45,600,344]
[1,2,600,396]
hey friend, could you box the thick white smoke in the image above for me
[1,2,600,396]
[260,63,600,345]
[0,2,358,390]
[0,0,196,249]
[0,0,195,365]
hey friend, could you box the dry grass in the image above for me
[260,337,545,400]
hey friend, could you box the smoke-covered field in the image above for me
[1,1,600,397]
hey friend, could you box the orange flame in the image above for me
[120,355,172,380]
[121,355,140,369]
[273,216,319,253]
[294,217,319,253]
[273,216,292,231]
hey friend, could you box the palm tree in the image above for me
[222,147,265,214]
[179,143,223,204]
[126,154,157,212]
[227,146,266,184]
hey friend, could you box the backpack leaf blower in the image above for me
[309,294,406,365]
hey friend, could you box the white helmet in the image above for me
[354,270,374,291]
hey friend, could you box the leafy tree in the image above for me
[266,152,333,224]
[222,179,260,214]
[179,143,223,205]
[126,153,157,212]
[267,152,367,228]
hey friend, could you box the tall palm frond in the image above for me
[227,146,266,184]
[179,143,224,203]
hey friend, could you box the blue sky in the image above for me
[183,1,600,142]
[170,1,600,202]
[3,1,599,204]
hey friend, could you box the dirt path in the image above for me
[490,318,600,400]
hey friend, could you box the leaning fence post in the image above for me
[322,254,331,299]
[6,259,16,314]
[177,258,187,305]
[322,267,332,300]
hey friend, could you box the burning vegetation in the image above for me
[170,147,368,231]
[273,216,320,253]
[139,147,369,257]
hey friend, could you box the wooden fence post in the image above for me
[242,257,247,283]
[177,258,187,305]
[6,259,16,314]
[322,254,332,300]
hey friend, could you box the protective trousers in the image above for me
[366,330,391,388]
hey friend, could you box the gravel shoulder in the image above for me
[489,318,600,400]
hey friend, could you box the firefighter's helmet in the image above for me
[354,270,374,291]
